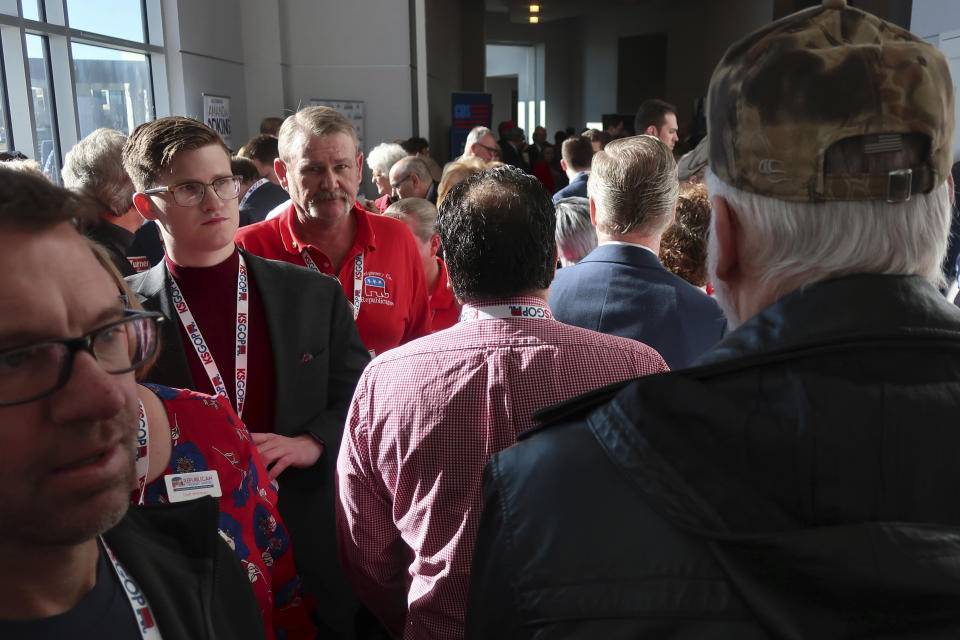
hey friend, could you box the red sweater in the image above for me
[166,248,277,432]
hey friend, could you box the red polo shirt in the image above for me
[430,258,459,332]
[235,202,431,356]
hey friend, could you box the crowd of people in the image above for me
[4,0,960,638]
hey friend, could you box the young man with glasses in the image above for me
[0,167,266,638]
[123,116,370,636]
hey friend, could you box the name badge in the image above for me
[164,470,222,503]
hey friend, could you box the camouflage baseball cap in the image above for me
[707,0,954,202]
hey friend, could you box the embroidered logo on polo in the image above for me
[361,271,395,306]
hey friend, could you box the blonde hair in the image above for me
[278,106,358,162]
[437,156,491,207]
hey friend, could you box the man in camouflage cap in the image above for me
[464,2,960,637]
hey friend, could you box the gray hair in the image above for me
[588,135,678,237]
[391,156,432,183]
[465,126,493,151]
[62,128,134,217]
[278,106,358,163]
[367,142,407,175]
[555,196,597,267]
[383,197,438,242]
[706,168,952,294]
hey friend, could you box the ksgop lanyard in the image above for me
[301,249,364,320]
[238,177,268,208]
[169,254,250,418]
[101,538,164,639]
[459,301,554,322]
[134,399,149,505]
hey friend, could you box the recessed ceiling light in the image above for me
[529,15,539,23]
[530,4,540,12]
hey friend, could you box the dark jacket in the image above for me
[551,171,588,202]
[85,220,136,277]
[126,249,370,635]
[105,498,266,639]
[468,274,960,639]
[549,243,726,369]
[240,181,290,226]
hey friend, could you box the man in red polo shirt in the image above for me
[383,198,459,332]
[236,107,430,356]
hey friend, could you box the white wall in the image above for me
[911,0,960,41]
[161,0,250,145]
[912,0,960,161]
[160,0,420,189]
[278,0,415,157]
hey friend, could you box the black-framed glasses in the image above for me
[142,175,241,207]
[0,310,164,406]
[390,174,412,191]
[476,142,499,156]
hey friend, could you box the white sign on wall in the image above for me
[309,99,365,151]
[203,94,232,148]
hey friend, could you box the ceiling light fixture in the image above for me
[529,15,539,23]
[530,4,540,12]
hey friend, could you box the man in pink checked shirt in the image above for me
[335,165,669,639]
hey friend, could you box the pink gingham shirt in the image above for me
[336,296,668,639]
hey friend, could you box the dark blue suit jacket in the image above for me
[552,171,589,202]
[549,243,726,369]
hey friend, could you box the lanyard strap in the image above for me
[169,254,250,418]
[238,178,268,208]
[101,538,164,639]
[134,399,149,506]
[459,302,554,322]
[301,249,363,320]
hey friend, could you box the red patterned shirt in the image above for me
[336,296,668,639]
[136,385,317,640]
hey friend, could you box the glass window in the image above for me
[21,1,41,22]
[72,42,153,137]
[25,33,59,182]
[66,0,144,42]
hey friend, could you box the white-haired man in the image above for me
[61,128,152,275]
[549,134,726,369]
[461,126,498,162]
[467,1,960,637]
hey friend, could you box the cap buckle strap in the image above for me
[886,168,913,204]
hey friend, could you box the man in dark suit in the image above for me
[232,155,290,225]
[498,125,530,172]
[549,134,725,369]
[552,135,592,202]
[122,116,370,637]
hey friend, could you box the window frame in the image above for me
[0,0,167,179]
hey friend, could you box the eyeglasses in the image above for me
[142,176,241,207]
[476,143,499,156]
[0,310,163,406]
[390,174,412,191]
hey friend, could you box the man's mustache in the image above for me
[311,190,351,203]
